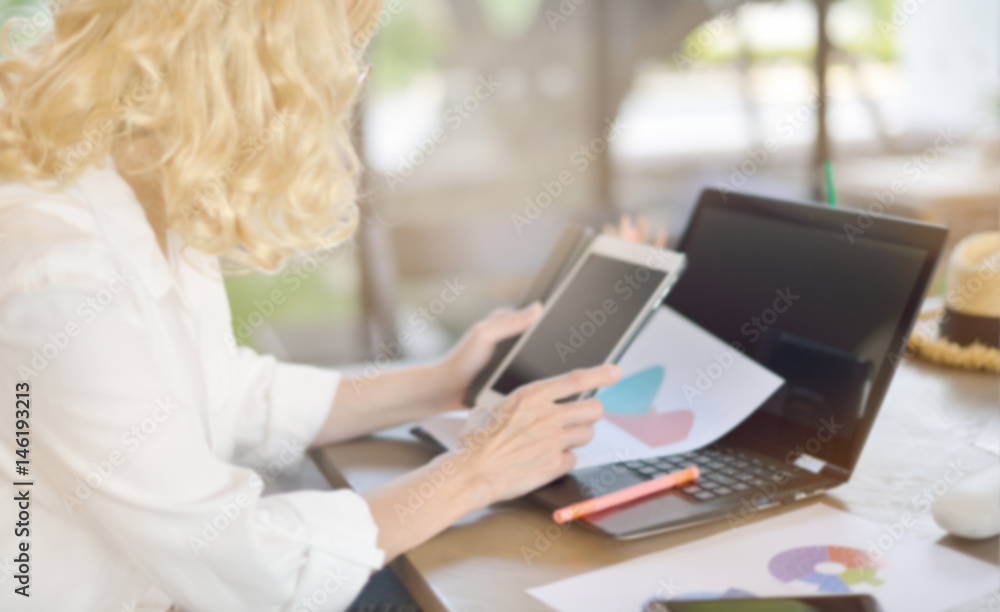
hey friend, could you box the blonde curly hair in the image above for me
[0,0,382,270]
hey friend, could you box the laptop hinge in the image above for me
[793,453,850,482]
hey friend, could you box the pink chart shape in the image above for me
[605,410,694,447]
[596,365,694,447]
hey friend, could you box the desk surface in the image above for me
[313,358,999,612]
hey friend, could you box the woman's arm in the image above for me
[2,253,385,611]
[310,304,542,447]
[362,364,618,560]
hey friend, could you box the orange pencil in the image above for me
[552,466,700,524]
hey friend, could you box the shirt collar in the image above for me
[73,158,177,302]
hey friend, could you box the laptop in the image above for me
[528,188,947,539]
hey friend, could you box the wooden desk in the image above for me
[313,359,999,611]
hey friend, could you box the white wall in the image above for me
[898,0,1000,135]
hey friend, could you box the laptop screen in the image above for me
[665,189,944,474]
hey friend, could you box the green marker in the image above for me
[824,159,837,207]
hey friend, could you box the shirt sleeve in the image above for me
[223,345,342,471]
[0,250,384,611]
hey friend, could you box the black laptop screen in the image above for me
[665,190,940,473]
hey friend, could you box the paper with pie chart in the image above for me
[528,503,998,612]
[572,306,785,470]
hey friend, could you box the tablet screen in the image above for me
[492,254,666,395]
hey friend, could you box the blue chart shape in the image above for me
[595,365,665,415]
[800,573,850,594]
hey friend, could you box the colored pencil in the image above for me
[553,466,700,524]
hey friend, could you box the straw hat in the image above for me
[907,231,999,373]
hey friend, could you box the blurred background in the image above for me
[3,0,998,369]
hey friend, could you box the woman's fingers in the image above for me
[533,364,621,402]
[559,450,578,473]
[560,424,597,449]
[619,214,636,241]
[654,227,668,249]
[554,397,605,428]
[636,215,650,244]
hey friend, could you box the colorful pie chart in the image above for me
[768,546,883,594]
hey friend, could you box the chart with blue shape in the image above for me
[596,365,665,415]
[571,306,785,469]
[768,545,884,594]
[595,365,695,447]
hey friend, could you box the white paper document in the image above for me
[527,503,999,612]
[572,306,784,469]
[417,307,784,471]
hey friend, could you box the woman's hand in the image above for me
[362,364,620,561]
[457,363,620,503]
[316,303,543,446]
[430,303,543,411]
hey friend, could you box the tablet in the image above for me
[475,235,686,408]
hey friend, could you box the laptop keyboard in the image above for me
[620,447,796,502]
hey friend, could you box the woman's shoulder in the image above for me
[0,176,123,298]
[0,176,101,232]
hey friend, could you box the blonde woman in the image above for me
[0,1,618,610]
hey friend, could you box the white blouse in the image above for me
[0,160,384,611]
